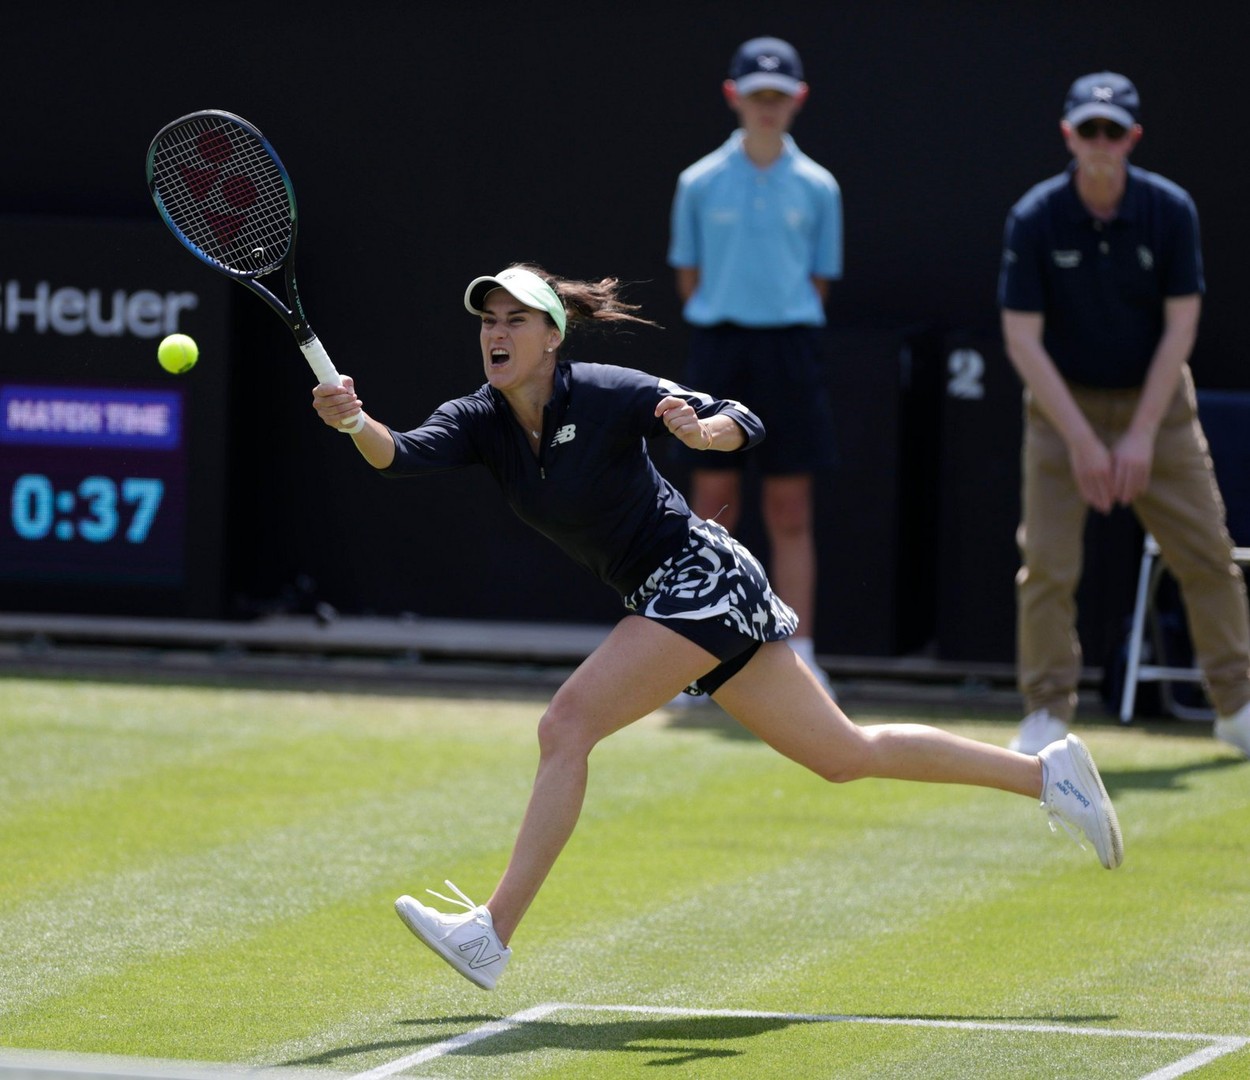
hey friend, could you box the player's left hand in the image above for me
[656,396,713,450]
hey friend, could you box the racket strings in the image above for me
[149,116,294,276]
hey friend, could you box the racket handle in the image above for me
[300,336,365,434]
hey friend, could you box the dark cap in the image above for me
[729,36,804,96]
[1063,72,1140,127]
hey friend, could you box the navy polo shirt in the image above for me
[380,360,765,597]
[998,163,1204,388]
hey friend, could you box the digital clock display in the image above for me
[0,385,187,586]
[0,216,232,617]
[12,474,165,544]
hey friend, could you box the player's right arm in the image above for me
[1001,309,1114,514]
[311,378,396,468]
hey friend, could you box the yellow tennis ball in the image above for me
[157,333,199,374]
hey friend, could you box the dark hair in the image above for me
[507,262,660,334]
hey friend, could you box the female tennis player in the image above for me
[310,263,1123,991]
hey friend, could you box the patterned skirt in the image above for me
[623,519,799,683]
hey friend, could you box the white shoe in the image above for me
[394,881,511,990]
[1214,700,1250,757]
[1009,708,1068,754]
[1037,734,1123,870]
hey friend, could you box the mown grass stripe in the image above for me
[3,678,1248,1078]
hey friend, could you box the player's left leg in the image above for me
[714,641,1037,791]
[712,641,1122,868]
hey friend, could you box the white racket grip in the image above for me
[301,336,365,434]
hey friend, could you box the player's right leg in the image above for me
[395,615,720,988]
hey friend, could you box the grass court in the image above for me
[2,674,1248,1078]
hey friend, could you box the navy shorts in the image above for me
[675,324,837,474]
[623,519,799,695]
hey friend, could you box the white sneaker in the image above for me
[1037,734,1123,870]
[394,881,511,990]
[1009,708,1068,754]
[1214,700,1250,757]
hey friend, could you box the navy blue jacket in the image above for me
[382,361,765,596]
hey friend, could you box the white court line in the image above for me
[1138,1038,1250,1080]
[348,1002,1249,1080]
[346,1004,562,1080]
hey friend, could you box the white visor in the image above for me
[465,267,566,338]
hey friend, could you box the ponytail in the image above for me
[505,263,659,334]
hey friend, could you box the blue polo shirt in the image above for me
[998,163,1204,388]
[669,131,842,328]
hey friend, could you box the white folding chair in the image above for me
[1119,533,1250,722]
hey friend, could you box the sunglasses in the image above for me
[1075,118,1130,141]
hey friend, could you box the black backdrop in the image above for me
[5,2,1248,662]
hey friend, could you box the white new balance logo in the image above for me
[550,424,576,446]
[458,934,503,969]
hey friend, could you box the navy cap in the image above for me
[729,36,804,96]
[1064,72,1140,127]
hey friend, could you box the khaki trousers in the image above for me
[1017,365,1250,720]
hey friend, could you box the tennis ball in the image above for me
[157,333,199,374]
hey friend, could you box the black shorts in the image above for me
[675,324,837,475]
[623,520,799,695]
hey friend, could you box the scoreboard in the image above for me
[0,217,232,617]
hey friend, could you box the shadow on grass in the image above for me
[1099,753,1245,795]
[280,1016,495,1067]
[285,1009,1118,1069]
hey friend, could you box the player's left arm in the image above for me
[651,376,762,452]
[655,395,748,451]
[1112,293,1202,504]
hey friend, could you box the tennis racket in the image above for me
[146,108,364,432]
